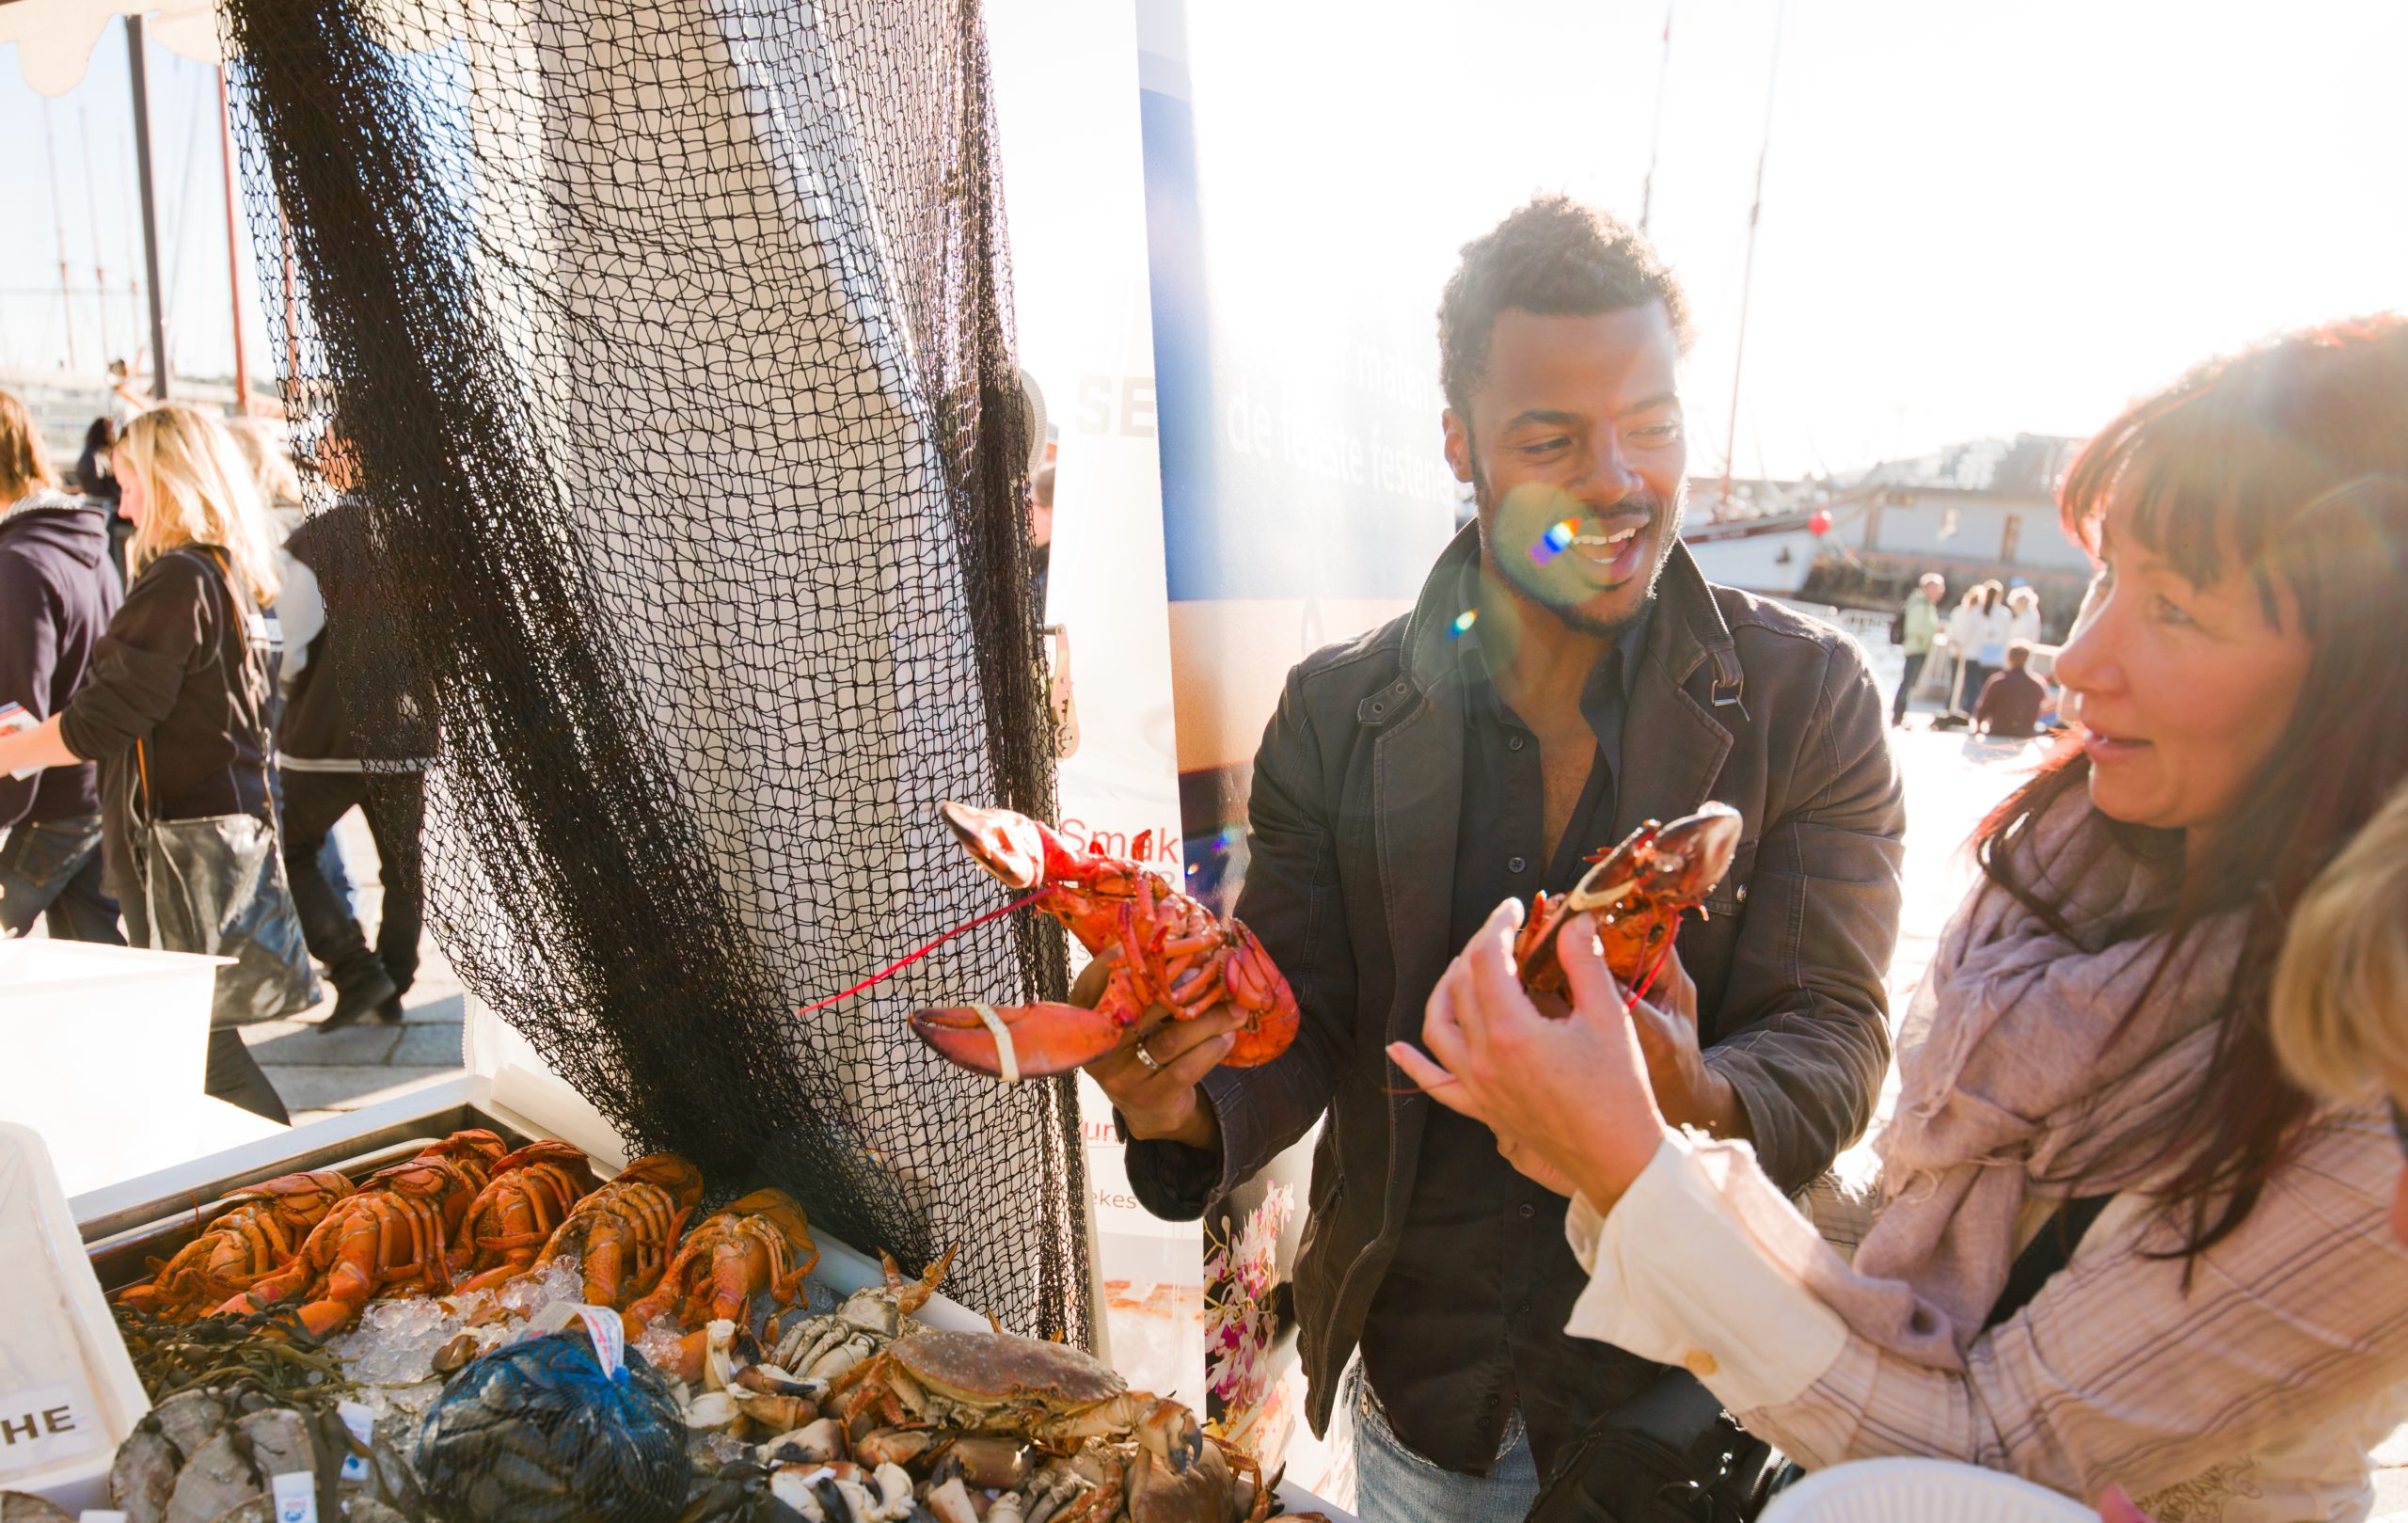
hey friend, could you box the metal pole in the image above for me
[77,105,112,363]
[217,67,251,411]
[1718,0,1787,512]
[126,16,171,400]
[1639,1,1675,235]
[277,206,305,405]
[41,102,80,371]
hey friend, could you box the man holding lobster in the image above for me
[1090,198,1906,1522]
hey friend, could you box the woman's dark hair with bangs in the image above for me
[1976,316,2408,1258]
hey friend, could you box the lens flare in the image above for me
[1531,518,1577,565]
[1450,609,1478,638]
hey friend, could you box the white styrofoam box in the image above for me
[0,1123,149,1509]
[0,940,234,1195]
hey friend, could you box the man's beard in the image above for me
[1472,459,1682,639]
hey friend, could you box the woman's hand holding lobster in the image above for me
[1388,900,1675,1210]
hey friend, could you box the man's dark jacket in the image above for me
[1126,525,1906,1444]
[0,494,123,827]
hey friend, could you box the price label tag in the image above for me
[271,1471,318,1523]
[336,1400,374,1483]
[0,1382,102,1472]
[575,1306,626,1382]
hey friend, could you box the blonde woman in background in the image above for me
[2099,780,2408,1520]
[0,405,295,1120]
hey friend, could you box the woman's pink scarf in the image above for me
[1796,795,2238,1368]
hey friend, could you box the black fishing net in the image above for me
[220,0,1085,1341]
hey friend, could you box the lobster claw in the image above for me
[910,1002,1125,1081]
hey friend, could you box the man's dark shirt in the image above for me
[1356,598,1659,1474]
[1974,668,2046,738]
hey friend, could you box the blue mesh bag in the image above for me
[416,1326,690,1523]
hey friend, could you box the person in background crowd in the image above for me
[277,434,436,1031]
[1972,641,2047,739]
[1092,197,1904,1522]
[1395,318,2408,1523]
[76,417,120,505]
[1031,446,1055,612]
[226,415,358,924]
[106,358,152,428]
[1943,584,1985,713]
[0,404,293,1123]
[225,419,306,535]
[2006,583,2044,649]
[0,390,125,942]
[1893,572,1946,726]
[76,417,132,585]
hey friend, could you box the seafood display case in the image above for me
[17,1042,1354,1521]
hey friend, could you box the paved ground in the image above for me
[236,809,467,1126]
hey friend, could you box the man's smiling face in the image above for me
[1446,302,1688,638]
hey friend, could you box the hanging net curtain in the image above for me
[221,0,1085,1341]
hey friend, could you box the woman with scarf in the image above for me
[1391,318,2408,1523]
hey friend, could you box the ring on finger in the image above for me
[1133,1039,1162,1072]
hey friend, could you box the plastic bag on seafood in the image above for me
[416,1323,690,1523]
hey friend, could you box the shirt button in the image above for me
[1509,736,1526,752]
[1508,855,1528,874]
[1683,1349,1719,1378]
[1518,1203,1535,1220]
[1483,1394,1500,1410]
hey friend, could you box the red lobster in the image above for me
[911,801,1300,1080]
[1513,803,1744,1000]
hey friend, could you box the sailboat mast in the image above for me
[42,101,79,371]
[1639,1,1674,234]
[78,105,112,363]
[1718,0,1788,514]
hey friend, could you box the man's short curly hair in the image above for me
[1438,197,1694,420]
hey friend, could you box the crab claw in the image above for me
[1642,801,1744,900]
[911,1002,1125,1081]
[1138,1395,1205,1475]
[941,801,1052,890]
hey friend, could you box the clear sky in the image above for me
[6,2,2403,478]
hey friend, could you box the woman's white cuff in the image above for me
[1561,1130,1848,1412]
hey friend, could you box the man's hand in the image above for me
[1076,960,1244,1153]
[1387,902,1670,1210]
[1497,1134,1579,1198]
[1624,948,1750,1139]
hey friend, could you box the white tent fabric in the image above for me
[0,0,222,95]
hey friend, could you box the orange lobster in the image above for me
[1513,803,1744,1000]
[447,1140,597,1290]
[218,1130,504,1337]
[114,1171,354,1322]
[911,801,1300,1080]
[621,1187,817,1380]
[495,1153,705,1310]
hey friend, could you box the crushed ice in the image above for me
[327,1259,587,1388]
[634,1313,688,1373]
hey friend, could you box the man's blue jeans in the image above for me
[1346,1357,1541,1523]
[0,814,124,944]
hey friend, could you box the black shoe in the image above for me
[374,992,405,1024]
[320,966,400,1032]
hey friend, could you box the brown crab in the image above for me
[829,1328,1200,1461]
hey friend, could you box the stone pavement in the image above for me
[237,809,467,1126]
